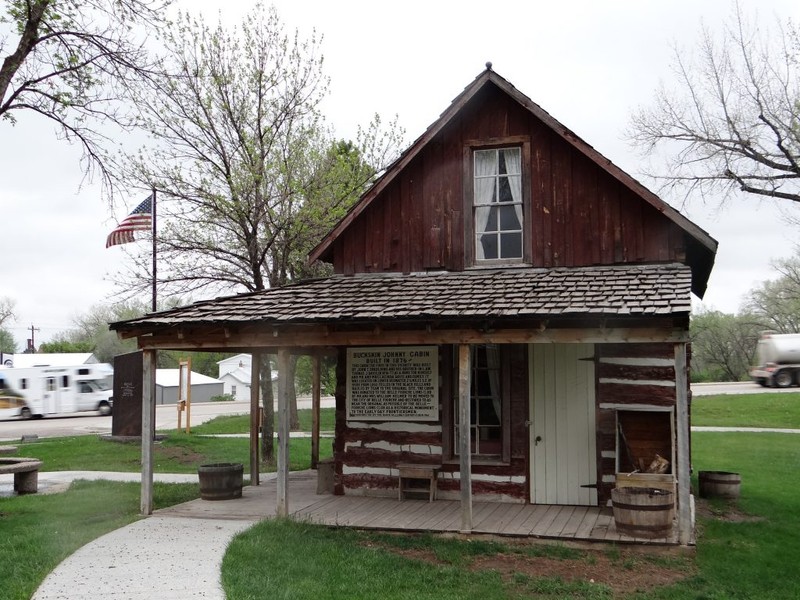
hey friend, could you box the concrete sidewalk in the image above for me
[32,515,255,599]
[26,472,278,600]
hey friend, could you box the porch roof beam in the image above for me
[132,325,689,352]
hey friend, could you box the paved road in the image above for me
[691,381,799,396]
[0,401,251,442]
[0,397,334,442]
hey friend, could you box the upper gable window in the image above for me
[473,146,524,262]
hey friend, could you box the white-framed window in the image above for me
[473,147,523,261]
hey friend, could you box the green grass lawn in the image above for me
[221,431,800,599]
[4,398,800,599]
[9,407,335,473]
[0,481,198,600]
[15,434,331,473]
[186,407,335,435]
[691,391,800,428]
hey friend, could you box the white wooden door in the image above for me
[529,343,597,505]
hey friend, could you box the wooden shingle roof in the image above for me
[111,264,692,334]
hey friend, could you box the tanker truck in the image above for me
[750,332,800,388]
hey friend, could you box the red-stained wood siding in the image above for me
[327,83,688,274]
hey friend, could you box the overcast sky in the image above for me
[2,0,799,349]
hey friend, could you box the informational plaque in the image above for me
[347,346,438,421]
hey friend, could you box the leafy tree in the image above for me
[743,252,800,333]
[628,4,800,205]
[158,350,235,379]
[117,3,403,460]
[295,354,336,396]
[690,308,762,381]
[0,328,16,354]
[38,338,94,353]
[0,298,17,356]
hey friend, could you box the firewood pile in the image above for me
[637,454,669,474]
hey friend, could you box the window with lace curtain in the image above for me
[447,344,511,464]
[466,137,530,266]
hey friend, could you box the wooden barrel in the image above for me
[198,462,243,501]
[699,471,741,499]
[611,487,675,539]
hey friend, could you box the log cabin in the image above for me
[112,65,717,545]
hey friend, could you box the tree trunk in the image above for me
[260,356,275,462]
[288,355,299,431]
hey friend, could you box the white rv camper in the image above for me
[0,363,114,419]
[0,371,27,419]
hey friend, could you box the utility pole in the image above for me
[27,324,40,353]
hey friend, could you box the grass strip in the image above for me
[0,480,198,600]
[691,392,800,428]
[15,435,331,473]
[187,407,336,435]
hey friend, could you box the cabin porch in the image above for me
[157,470,686,546]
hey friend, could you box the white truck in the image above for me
[0,363,114,419]
[750,332,800,388]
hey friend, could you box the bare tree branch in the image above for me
[628,2,800,205]
[0,0,172,197]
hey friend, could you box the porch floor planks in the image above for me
[497,503,536,535]
[313,495,374,526]
[573,507,603,539]
[359,497,410,528]
[542,506,576,538]
[471,501,507,531]
[480,502,526,535]
[160,472,684,546]
[514,504,552,535]
[528,505,563,537]
[410,500,459,531]
[554,506,585,538]
[380,496,437,529]
[299,495,356,523]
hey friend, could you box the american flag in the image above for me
[106,195,153,248]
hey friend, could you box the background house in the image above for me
[217,354,252,401]
[154,369,224,405]
[217,354,276,401]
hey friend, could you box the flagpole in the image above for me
[151,187,157,313]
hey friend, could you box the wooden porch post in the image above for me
[311,353,321,469]
[458,344,472,533]
[140,349,156,515]
[276,348,290,517]
[674,342,692,545]
[249,352,261,486]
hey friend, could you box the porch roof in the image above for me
[111,263,691,335]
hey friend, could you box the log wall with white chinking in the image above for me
[436,344,528,501]
[333,347,443,495]
[332,344,529,501]
[595,342,686,505]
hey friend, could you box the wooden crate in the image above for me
[615,472,675,495]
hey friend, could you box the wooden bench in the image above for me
[0,457,43,494]
[397,464,440,502]
[0,445,18,455]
